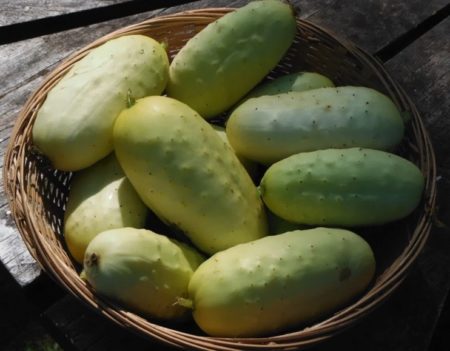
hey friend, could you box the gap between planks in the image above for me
[375,3,450,62]
[0,0,199,45]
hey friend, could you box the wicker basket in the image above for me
[3,8,437,351]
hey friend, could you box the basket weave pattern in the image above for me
[3,8,436,351]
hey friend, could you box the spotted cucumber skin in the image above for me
[113,96,267,255]
[188,227,375,337]
[245,72,334,99]
[260,148,424,226]
[167,0,296,118]
[32,35,169,171]
[64,154,147,264]
[226,87,405,165]
[83,228,204,320]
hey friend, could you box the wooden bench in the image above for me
[1,1,449,349]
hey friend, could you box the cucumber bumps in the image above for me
[227,87,405,165]
[33,35,169,171]
[64,154,147,264]
[187,228,375,337]
[113,96,267,255]
[83,228,204,320]
[167,0,297,118]
[260,148,424,226]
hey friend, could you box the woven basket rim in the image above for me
[3,7,437,351]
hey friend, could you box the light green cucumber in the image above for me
[245,71,334,99]
[167,0,297,118]
[113,96,267,254]
[83,227,204,320]
[64,154,147,264]
[33,35,169,171]
[226,86,405,165]
[260,148,425,226]
[212,125,259,181]
[186,227,375,337]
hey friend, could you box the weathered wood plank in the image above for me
[0,210,41,286]
[0,1,129,27]
[0,8,166,99]
[384,16,450,351]
[305,0,449,54]
[0,0,202,45]
[0,75,48,286]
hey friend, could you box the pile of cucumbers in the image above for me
[32,0,424,338]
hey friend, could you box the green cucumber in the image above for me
[227,87,404,165]
[245,71,334,99]
[167,0,296,118]
[260,148,424,226]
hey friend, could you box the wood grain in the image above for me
[0,0,129,27]
[305,0,449,53]
[385,16,450,350]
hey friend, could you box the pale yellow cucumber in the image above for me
[187,227,375,337]
[83,227,204,320]
[33,35,169,171]
[64,154,147,264]
[212,125,259,181]
[113,96,267,254]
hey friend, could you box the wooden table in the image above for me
[1,1,449,350]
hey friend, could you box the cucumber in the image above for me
[212,125,259,181]
[33,35,169,171]
[260,148,424,226]
[187,227,375,337]
[167,0,296,118]
[113,96,267,254]
[226,87,404,165]
[245,71,334,99]
[64,154,147,264]
[83,227,204,320]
